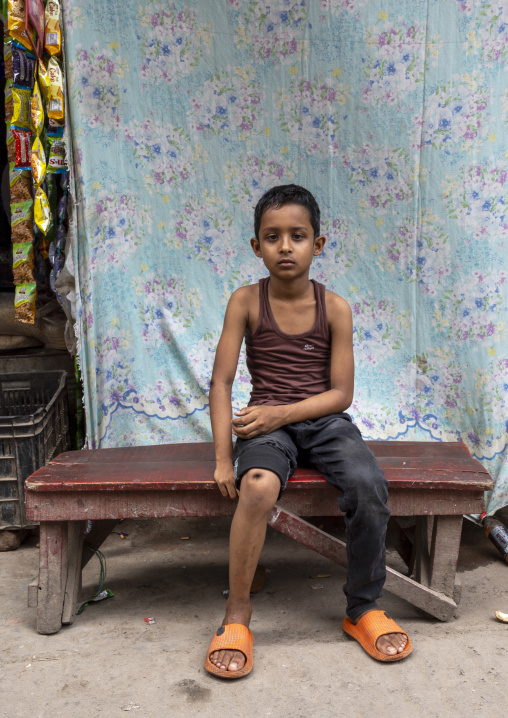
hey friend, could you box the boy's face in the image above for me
[251,203,325,279]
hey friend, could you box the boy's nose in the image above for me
[280,235,292,252]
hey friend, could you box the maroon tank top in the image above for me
[245,277,331,406]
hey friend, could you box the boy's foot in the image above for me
[343,609,412,662]
[354,610,407,656]
[208,600,252,672]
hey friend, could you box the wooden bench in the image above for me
[25,441,492,634]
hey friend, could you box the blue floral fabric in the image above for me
[62,0,508,514]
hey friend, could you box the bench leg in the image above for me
[62,521,85,624]
[429,515,462,604]
[37,521,68,635]
[269,506,459,621]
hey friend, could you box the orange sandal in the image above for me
[205,624,254,679]
[343,610,412,662]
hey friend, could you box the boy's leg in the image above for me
[301,414,408,656]
[209,432,297,673]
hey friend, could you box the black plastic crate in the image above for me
[0,371,70,529]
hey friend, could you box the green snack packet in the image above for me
[12,241,34,284]
[11,199,34,242]
[14,282,36,324]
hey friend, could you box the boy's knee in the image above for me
[238,468,280,512]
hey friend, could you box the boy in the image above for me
[206,185,412,678]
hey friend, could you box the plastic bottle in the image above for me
[482,516,508,563]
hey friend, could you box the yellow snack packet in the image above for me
[31,80,44,136]
[47,56,64,121]
[14,282,36,324]
[38,58,51,99]
[45,0,62,56]
[31,135,47,186]
[8,0,35,51]
[34,186,51,234]
[11,85,31,130]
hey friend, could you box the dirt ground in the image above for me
[1,516,507,718]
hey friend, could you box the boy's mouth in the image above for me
[278,259,295,267]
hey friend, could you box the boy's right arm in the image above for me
[209,288,249,499]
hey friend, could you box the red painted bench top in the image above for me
[26,441,492,493]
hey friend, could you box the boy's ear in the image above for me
[250,237,262,257]
[313,235,326,256]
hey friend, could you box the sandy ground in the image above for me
[1,516,507,718]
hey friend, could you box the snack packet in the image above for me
[45,0,62,56]
[5,78,14,123]
[31,135,47,186]
[10,128,31,170]
[11,199,34,242]
[38,58,50,99]
[14,282,36,324]
[12,41,36,88]
[12,242,34,284]
[8,0,34,51]
[34,186,51,234]
[47,133,66,173]
[4,38,14,80]
[9,163,32,203]
[31,80,44,135]
[47,56,64,121]
[11,85,31,130]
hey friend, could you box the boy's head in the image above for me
[254,184,320,240]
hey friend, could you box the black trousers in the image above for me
[233,413,390,620]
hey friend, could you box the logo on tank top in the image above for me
[303,344,314,351]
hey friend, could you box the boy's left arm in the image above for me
[232,293,354,439]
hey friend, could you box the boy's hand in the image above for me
[214,460,237,499]
[232,405,288,439]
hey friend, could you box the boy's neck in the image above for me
[267,272,313,300]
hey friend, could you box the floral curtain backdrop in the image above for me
[62,0,507,514]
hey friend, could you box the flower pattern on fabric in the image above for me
[166,191,236,276]
[351,293,411,366]
[231,0,308,64]
[61,1,84,29]
[224,152,297,206]
[133,273,202,348]
[373,210,451,295]
[443,159,508,244]
[138,2,212,84]
[93,327,135,436]
[275,75,350,156]
[313,214,367,279]
[340,143,416,215]
[416,72,490,152]
[123,120,207,196]
[462,1,508,67]
[433,271,507,346]
[72,43,128,130]
[85,189,152,269]
[320,0,366,14]
[362,21,441,105]
[190,67,265,140]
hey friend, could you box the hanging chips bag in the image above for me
[9,163,32,203]
[12,41,36,88]
[14,282,36,324]
[10,128,31,170]
[11,199,34,242]
[11,85,31,130]
[4,38,13,79]
[47,133,66,174]
[8,0,34,51]
[45,0,62,56]
[47,56,64,121]
[12,242,34,284]
[31,80,44,135]
[34,186,51,234]
[31,135,47,186]
[4,78,14,123]
[6,133,17,165]
[37,58,50,99]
